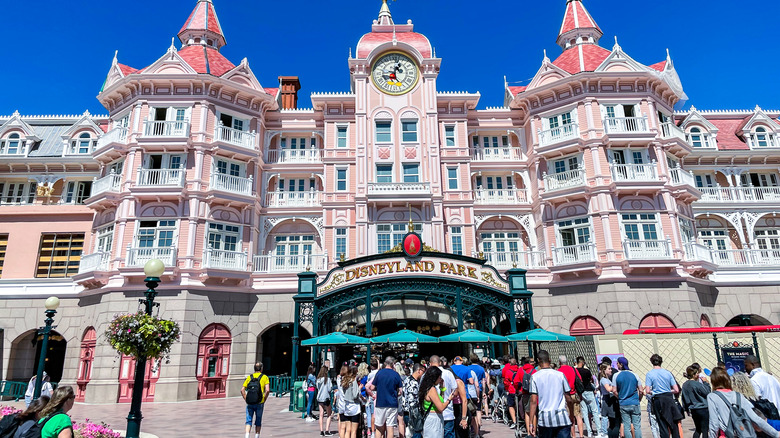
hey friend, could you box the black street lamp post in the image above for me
[126,259,165,438]
[33,296,60,401]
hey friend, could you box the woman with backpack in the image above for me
[706,367,778,438]
[0,395,49,438]
[36,386,76,438]
[317,365,334,436]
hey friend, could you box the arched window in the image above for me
[639,313,676,330]
[689,127,703,148]
[755,126,770,147]
[700,314,711,328]
[570,316,606,336]
[1,133,22,155]
[70,132,94,155]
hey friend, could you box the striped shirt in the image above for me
[529,368,572,428]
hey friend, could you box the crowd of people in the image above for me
[239,352,780,438]
[0,385,78,438]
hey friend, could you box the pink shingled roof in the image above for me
[552,44,611,74]
[178,45,235,76]
[649,60,667,72]
[264,88,279,97]
[508,86,527,96]
[559,0,601,36]
[179,0,224,37]
[708,118,750,150]
[357,32,432,59]
[118,64,138,76]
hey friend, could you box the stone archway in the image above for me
[258,324,311,376]
[7,329,67,383]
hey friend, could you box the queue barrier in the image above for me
[0,381,26,401]
[269,375,305,397]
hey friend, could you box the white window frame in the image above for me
[543,109,576,131]
[206,222,241,252]
[402,163,420,183]
[336,125,349,148]
[401,119,418,143]
[447,167,459,190]
[620,213,661,241]
[216,110,249,132]
[335,228,348,260]
[678,217,696,244]
[213,158,246,177]
[450,226,463,255]
[444,125,456,147]
[600,103,641,119]
[375,120,392,144]
[376,164,393,183]
[695,174,716,188]
[135,220,178,248]
[335,167,348,191]
[550,154,580,174]
[143,153,186,170]
[108,159,125,175]
[95,224,115,253]
[149,106,191,123]
[0,181,37,205]
[555,217,592,247]
[0,133,25,156]
[377,223,422,254]
[63,180,93,204]
[69,132,96,155]
[280,136,317,150]
[698,229,730,251]
[273,234,315,260]
[474,174,513,190]
[479,231,522,254]
[277,177,316,192]
[609,148,648,165]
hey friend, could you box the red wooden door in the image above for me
[117,355,160,403]
[196,324,232,399]
[76,328,97,402]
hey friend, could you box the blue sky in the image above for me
[2,0,779,116]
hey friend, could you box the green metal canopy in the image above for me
[301,332,370,346]
[506,329,576,342]
[370,329,440,344]
[438,329,508,343]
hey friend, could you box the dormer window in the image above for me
[686,127,713,148]
[0,133,24,155]
[69,132,96,155]
[752,126,777,148]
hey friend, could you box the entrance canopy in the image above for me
[370,329,439,344]
[301,332,370,346]
[508,329,576,342]
[439,329,509,343]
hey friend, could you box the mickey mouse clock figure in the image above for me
[372,52,419,95]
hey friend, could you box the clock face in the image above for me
[372,52,419,95]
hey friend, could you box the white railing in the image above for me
[552,243,597,266]
[623,239,673,260]
[96,127,128,149]
[137,168,185,187]
[479,251,546,269]
[471,148,522,161]
[669,167,695,187]
[126,246,177,267]
[710,248,780,267]
[538,123,579,147]
[699,186,780,202]
[603,117,649,134]
[683,242,714,263]
[265,149,322,164]
[142,120,190,137]
[91,172,122,196]
[214,125,256,150]
[610,162,659,182]
[659,122,686,142]
[474,188,528,205]
[203,248,248,270]
[543,169,585,192]
[210,173,253,196]
[252,253,329,273]
[367,182,432,195]
[78,252,111,273]
[265,191,322,207]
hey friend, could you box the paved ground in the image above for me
[1,396,697,438]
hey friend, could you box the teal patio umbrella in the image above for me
[370,329,439,344]
[438,329,508,343]
[506,329,576,342]
[301,332,370,346]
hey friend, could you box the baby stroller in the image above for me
[491,393,511,426]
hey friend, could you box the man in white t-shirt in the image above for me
[529,350,575,438]
[745,355,780,410]
[429,355,466,438]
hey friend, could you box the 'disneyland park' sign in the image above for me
[317,255,509,296]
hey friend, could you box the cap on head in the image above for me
[617,357,629,370]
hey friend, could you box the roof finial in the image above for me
[543,49,550,63]
[613,35,621,51]
[378,0,394,25]
[112,50,118,66]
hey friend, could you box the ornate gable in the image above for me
[526,53,571,91]
[221,58,264,91]
[739,106,780,134]
[143,44,198,75]
[680,107,719,133]
[0,111,36,137]
[61,111,104,138]
[595,39,648,73]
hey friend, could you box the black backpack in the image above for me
[245,374,263,405]
[0,414,20,438]
[713,392,757,438]
[573,371,585,397]
[753,398,780,420]
[21,414,57,438]
[521,371,533,393]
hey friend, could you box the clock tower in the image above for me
[349,0,446,254]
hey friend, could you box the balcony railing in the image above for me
[96,127,128,149]
[538,123,579,147]
[214,125,256,150]
[91,172,122,197]
[699,186,780,202]
[623,239,673,260]
[126,246,177,267]
[659,122,686,142]
[683,242,714,263]
[265,149,322,164]
[710,248,780,267]
[610,163,659,182]
[543,169,586,192]
[669,167,695,187]
[479,251,546,269]
[471,147,521,161]
[142,121,190,138]
[552,243,597,266]
[265,191,322,207]
[603,117,649,134]
[473,188,528,205]
[78,251,111,274]
[210,173,253,196]
[253,253,328,273]
[203,248,248,270]
[367,182,432,196]
[137,168,185,187]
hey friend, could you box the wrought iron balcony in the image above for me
[538,123,579,147]
[209,173,253,196]
[610,163,659,182]
[543,169,586,192]
[252,253,328,273]
[473,188,528,205]
[214,125,256,150]
[552,243,597,266]
[265,191,322,207]
[623,239,673,260]
[603,117,649,134]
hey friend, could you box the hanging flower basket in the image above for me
[105,312,181,361]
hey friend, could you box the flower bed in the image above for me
[0,405,21,419]
[105,312,181,361]
[74,420,121,438]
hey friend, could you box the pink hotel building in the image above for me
[0,0,779,402]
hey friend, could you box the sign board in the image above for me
[317,255,509,296]
[596,354,624,368]
[721,346,754,373]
